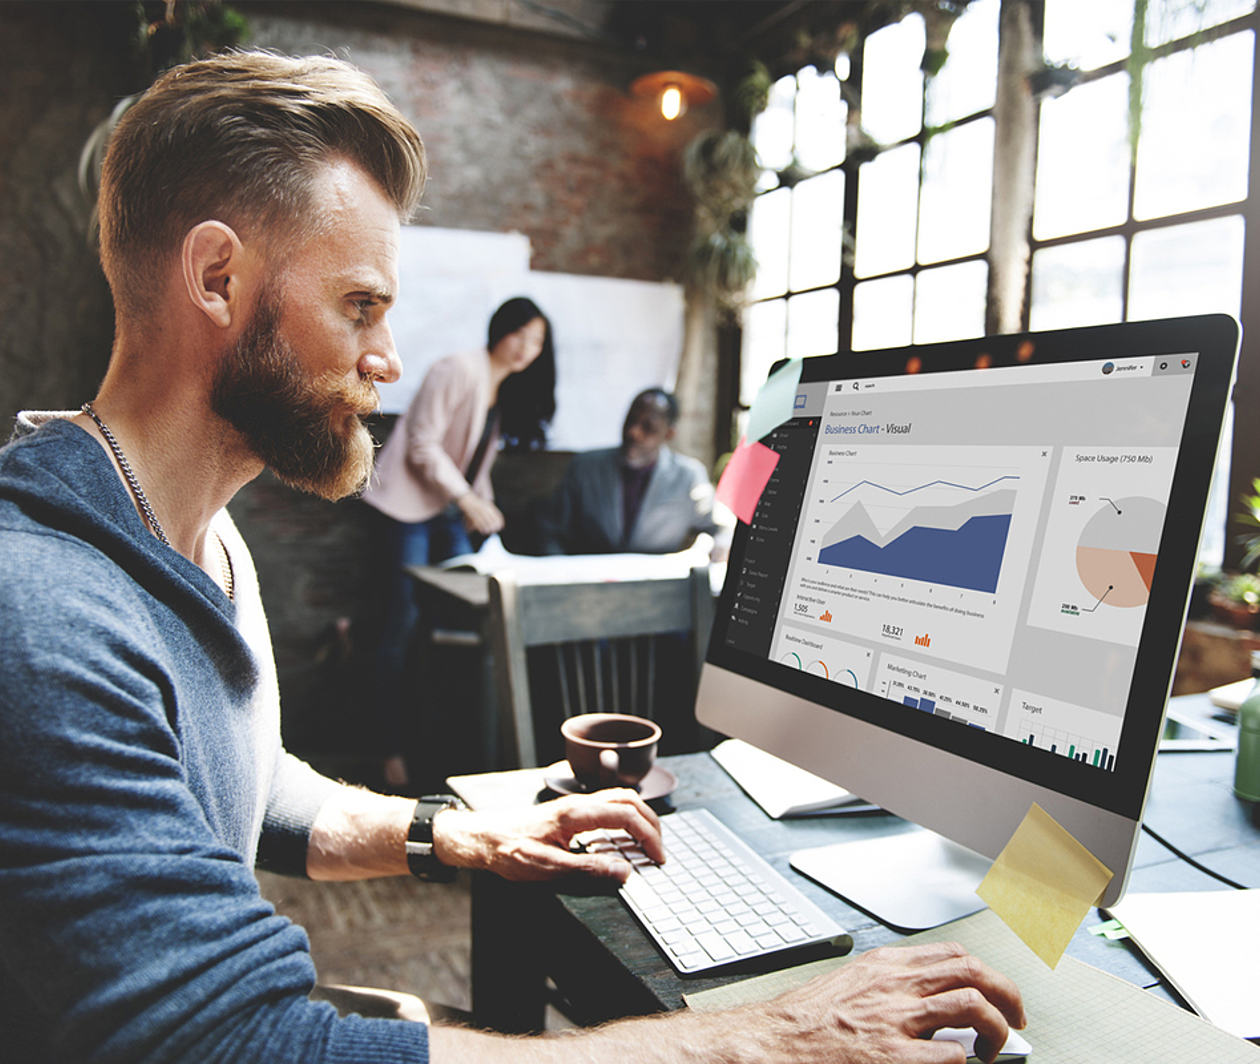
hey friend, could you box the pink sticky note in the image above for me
[716,437,780,524]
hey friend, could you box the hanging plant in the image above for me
[733,60,772,124]
[918,0,966,76]
[682,129,761,311]
[689,229,758,298]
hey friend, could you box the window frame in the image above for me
[736,3,1260,569]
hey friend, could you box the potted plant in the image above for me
[1210,571,1260,629]
[1236,476,1260,572]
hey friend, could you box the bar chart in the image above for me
[1019,723,1116,770]
[874,655,1002,730]
[1008,688,1123,772]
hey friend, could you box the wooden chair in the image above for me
[487,567,715,768]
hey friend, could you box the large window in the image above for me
[742,0,1257,566]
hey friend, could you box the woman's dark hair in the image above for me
[489,296,557,451]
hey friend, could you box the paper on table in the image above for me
[1107,889,1260,1039]
[976,803,1113,968]
[710,739,866,818]
[684,908,1260,1063]
[438,535,707,583]
[745,358,803,443]
[716,437,780,524]
[1210,676,1252,713]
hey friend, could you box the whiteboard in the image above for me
[380,226,685,450]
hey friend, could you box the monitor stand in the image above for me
[790,827,990,933]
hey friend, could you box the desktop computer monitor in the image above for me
[696,314,1239,928]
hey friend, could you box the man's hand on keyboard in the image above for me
[760,940,1025,1064]
[432,789,664,882]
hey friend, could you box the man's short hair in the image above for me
[632,387,680,426]
[98,50,426,318]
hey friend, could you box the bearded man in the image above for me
[0,51,1022,1064]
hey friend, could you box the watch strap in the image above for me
[405,794,463,882]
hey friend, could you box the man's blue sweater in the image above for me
[0,418,429,1062]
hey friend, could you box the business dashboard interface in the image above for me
[724,352,1203,775]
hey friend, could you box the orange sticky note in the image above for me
[976,803,1114,969]
[716,437,780,524]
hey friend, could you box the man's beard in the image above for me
[211,290,378,501]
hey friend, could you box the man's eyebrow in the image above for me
[351,286,395,305]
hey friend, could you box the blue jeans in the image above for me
[371,507,473,755]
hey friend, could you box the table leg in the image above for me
[470,872,547,1032]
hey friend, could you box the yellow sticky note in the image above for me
[976,803,1114,969]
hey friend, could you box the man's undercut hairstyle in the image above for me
[97,50,426,318]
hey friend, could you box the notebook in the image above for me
[1106,889,1260,1040]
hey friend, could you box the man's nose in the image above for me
[361,321,402,384]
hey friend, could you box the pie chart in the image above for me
[1074,496,1165,608]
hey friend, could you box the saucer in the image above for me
[543,761,678,801]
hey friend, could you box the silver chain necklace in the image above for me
[79,403,236,601]
[81,402,170,546]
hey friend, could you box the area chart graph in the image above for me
[817,475,1018,594]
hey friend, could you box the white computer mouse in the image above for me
[931,1025,1032,1058]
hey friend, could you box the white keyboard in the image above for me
[581,807,852,975]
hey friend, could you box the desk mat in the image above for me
[683,908,1260,1062]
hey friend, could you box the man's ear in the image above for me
[181,221,247,328]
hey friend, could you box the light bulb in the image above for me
[660,84,685,121]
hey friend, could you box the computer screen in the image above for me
[696,314,1238,917]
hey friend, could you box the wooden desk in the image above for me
[450,697,1259,1034]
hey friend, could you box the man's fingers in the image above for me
[496,842,629,883]
[910,954,1026,1030]
[915,987,1012,1064]
[555,791,665,863]
[567,851,632,882]
[864,941,972,970]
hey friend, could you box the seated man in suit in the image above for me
[535,388,726,556]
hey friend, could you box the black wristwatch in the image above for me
[405,794,464,882]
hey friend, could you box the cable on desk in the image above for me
[1140,823,1252,890]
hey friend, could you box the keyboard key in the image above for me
[695,931,736,962]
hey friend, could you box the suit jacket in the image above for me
[536,445,718,555]
[362,349,497,524]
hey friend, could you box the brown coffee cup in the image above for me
[561,713,661,791]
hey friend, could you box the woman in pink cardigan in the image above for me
[362,296,555,787]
